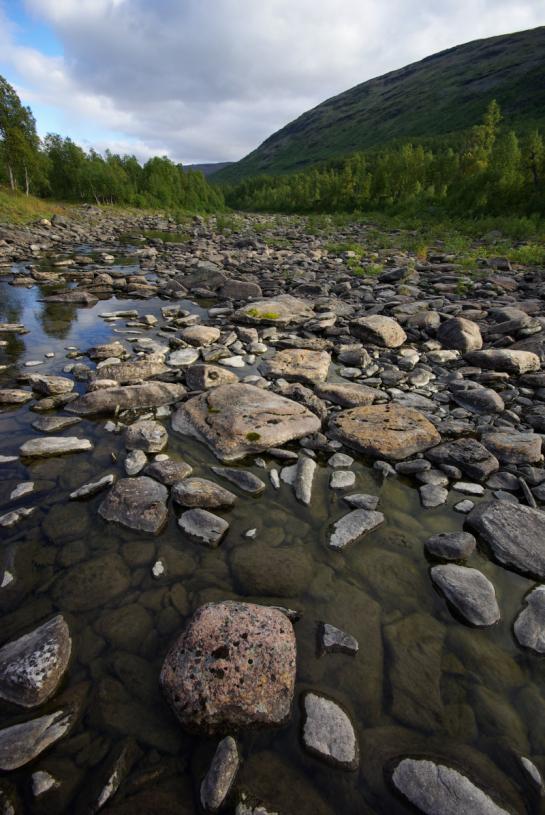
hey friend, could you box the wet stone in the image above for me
[301,692,358,770]
[330,470,355,489]
[514,586,545,653]
[52,553,130,612]
[173,478,236,509]
[211,466,266,495]
[231,541,312,597]
[99,476,168,534]
[31,415,81,433]
[200,736,239,813]
[144,457,193,484]
[124,448,147,476]
[125,419,168,453]
[178,508,229,546]
[20,436,93,458]
[160,601,296,733]
[425,531,476,560]
[320,623,358,655]
[69,474,114,499]
[427,438,499,481]
[329,509,384,549]
[431,565,500,627]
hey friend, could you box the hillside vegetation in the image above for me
[216,26,545,182]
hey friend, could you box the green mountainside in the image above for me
[216,26,545,183]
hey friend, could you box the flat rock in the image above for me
[350,315,406,348]
[230,542,313,597]
[0,389,33,404]
[67,382,186,415]
[31,415,81,433]
[427,438,499,480]
[70,474,115,499]
[43,289,98,305]
[514,586,545,653]
[168,348,200,367]
[259,349,331,385]
[26,374,74,396]
[329,404,440,461]
[465,349,540,375]
[329,508,384,549]
[451,387,504,415]
[425,532,476,560]
[392,758,511,815]
[160,601,296,733]
[314,382,378,407]
[211,466,266,495]
[172,383,321,461]
[95,359,169,383]
[200,736,239,813]
[301,692,358,770]
[431,565,500,626]
[173,478,236,508]
[482,431,542,465]
[144,458,193,484]
[178,508,229,546]
[0,615,71,708]
[19,436,93,457]
[234,295,314,326]
[467,500,545,579]
[98,476,168,534]
[52,554,130,611]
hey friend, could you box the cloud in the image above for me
[1,0,544,163]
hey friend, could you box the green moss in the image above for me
[245,308,280,320]
[246,432,261,441]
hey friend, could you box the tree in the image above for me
[0,75,42,194]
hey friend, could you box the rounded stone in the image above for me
[160,601,296,733]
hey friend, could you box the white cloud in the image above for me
[1,0,544,163]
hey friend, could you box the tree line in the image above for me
[0,75,224,211]
[225,102,545,218]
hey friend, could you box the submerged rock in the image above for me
[431,565,500,626]
[329,509,385,549]
[172,383,320,461]
[0,615,71,708]
[178,508,229,546]
[99,476,168,534]
[19,436,93,457]
[125,419,168,453]
[425,531,476,560]
[301,692,358,769]
[173,477,236,508]
[160,601,296,733]
[200,736,239,813]
[514,586,545,653]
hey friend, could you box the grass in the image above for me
[0,188,74,224]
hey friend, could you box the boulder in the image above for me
[467,500,545,579]
[0,616,71,708]
[98,477,168,534]
[350,315,407,348]
[160,601,296,733]
[172,383,321,461]
[67,383,186,415]
[329,404,440,461]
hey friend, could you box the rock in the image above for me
[329,509,384,549]
[482,432,542,465]
[467,500,545,579]
[294,456,316,504]
[344,493,379,510]
[314,382,378,407]
[259,349,331,385]
[173,478,236,508]
[211,466,266,495]
[168,348,200,367]
[87,340,128,361]
[67,382,186,415]
[451,386,504,415]
[95,359,169,383]
[0,615,71,707]
[301,692,358,770]
[425,532,476,560]
[392,758,511,815]
[124,449,147,476]
[427,438,499,480]
[178,508,229,546]
[52,554,130,611]
[350,315,407,348]
[43,289,97,305]
[99,477,168,534]
[125,419,168,453]
[320,623,358,655]
[0,709,74,771]
[160,601,296,733]
[186,364,239,390]
[230,541,312,597]
[431,565,500,626]
[514,586,545,653]
[234,295,314,326]
[465,349,540,375]
[31,415,81,433]
[144,458,193,484]
[330,470,355,489]
[19,436,93,457]
[220,279,262,299]
[76,737,141,813]
[329,452,354,468]
[384,613,445,731]
[172,383,321,461]
[274,382,327,422]
[329,404,440,461]
[180,325,221,346]
[0,389,32,405]
[70,474,115,499]
[420,484,448,508]
[200,736,239,813]
[437,317,483,352]
[26,374,74,396]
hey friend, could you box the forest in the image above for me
[225,102,545,218]
[0,75,224,212]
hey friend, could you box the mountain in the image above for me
[183,162,233,176]
[215,26,545,183]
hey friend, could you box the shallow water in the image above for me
[0,259,543,813]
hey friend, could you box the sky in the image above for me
[1,0,544,165]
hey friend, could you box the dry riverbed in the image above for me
[0,207,545,813]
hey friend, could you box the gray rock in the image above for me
[168,347,200,367]
[437,317,483,352]
[0,389,33,404]
[294,456,316,504]
[173,478,236,508]
[70,474,115,499]
[26,374,74,396]
[98,476,168,534]
[330,470,356,489]
[427,439,499,481]
[465,349,540,375]
[314,382,378,407]
[178,508,229,546]
[94,359,169,383]
[125,419,168,453]
[211,466,266,495]
[144,458,192,484]
[19,436,93,457]
[0,616,71,708]
[234,295,314,326]
[392,758,511,815]
[514,586,545,653]
[259,349,331,385]
[350,315,407,348]
[328,452,354,468]
[467,500,545,579]
[320,623,358,655]
[186,364,238,390]
[425,532,476,560]
[344,493,380,510]
[451,387,504,415]
[67,382,186,415]
[301,692,358,769]
[329,509,384,549]
[124,449,147,476]
[31,415,81,433]
[173,384,320,461]
[419,484,448,508]
[431,565,500,626]
[482,432,542,465]
[200,736,239,813]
